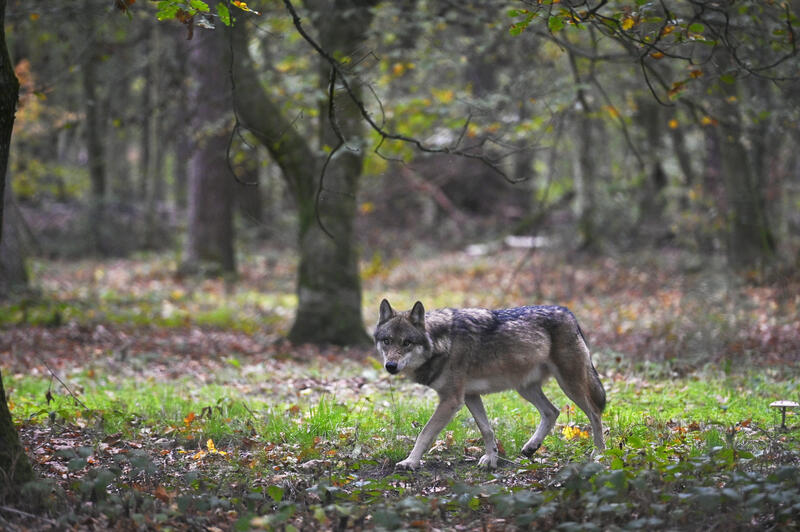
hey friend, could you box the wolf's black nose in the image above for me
[385,361,398,374]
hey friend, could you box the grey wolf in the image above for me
[374,299,606,470]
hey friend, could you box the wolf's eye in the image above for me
[402,340,412,348]
[382,338,391,345]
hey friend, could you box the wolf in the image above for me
[374,299,606,470]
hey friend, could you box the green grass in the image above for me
[5,355,800,529]
[9,357,798,463]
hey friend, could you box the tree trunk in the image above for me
[144,25,167,249]
[290,97,367,344]
[0,0,35,492]
[181,27,236,275]
[82,0,108,255]
[634,97,667,240]
[719,122,775,269]
[139,23,152,203]
[232,9,372,345]
[568,52,597,250]
[174,119,190,210]
[172,30,190,211]
[287,0,374,345]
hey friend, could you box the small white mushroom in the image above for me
[769,400,799,430]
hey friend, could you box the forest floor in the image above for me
[1,247,799,530]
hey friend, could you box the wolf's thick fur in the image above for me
[374,299,606,470]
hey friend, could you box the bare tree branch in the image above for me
[315,67,343,239]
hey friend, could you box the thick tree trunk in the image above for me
[181,27,236,275]
[290,89,367,344]
[235,154,263,227]
[232,11,372,345]
[287,0,374,345]
[719,122,775,269]
[0,0,35,492]
[634,98,667,240]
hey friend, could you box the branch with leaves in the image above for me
[510,0,799,102]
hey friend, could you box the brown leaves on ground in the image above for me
[0,323,370,381]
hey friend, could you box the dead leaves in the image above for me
[180,438,228,461]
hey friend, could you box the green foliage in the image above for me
[216,2,230,26]
[11,159,89,201]
[154,0,252,26]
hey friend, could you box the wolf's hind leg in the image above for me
[552,370,605,452]
[464,394,498,468]
[516,382,559,457]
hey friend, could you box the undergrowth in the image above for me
[1,251,799,529]
[3,354,799,530]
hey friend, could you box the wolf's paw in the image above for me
[478,453,498,469]
[395,458,421,471]
[520,443,540,458]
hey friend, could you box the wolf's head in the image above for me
[374,299,432,375]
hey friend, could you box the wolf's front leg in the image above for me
[396,397,462,471]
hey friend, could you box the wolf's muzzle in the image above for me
[385,361,399,374]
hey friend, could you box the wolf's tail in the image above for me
[576,319,606,413]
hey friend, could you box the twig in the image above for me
[33,353,89,410]
[0,505,59,527]
[240,401,259,422]
[225,0,258,187]
[314,67,344,239]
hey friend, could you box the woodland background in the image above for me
[0,0,799,530]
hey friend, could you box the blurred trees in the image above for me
[505,0,798,267]
[1,0,798,338]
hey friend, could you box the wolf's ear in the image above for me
[409,301,425,327]
[379,299,395,323]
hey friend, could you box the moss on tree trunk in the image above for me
[288,147,370,346]
[0,373,34,491]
